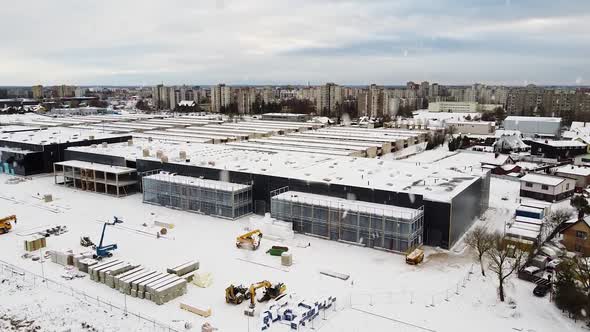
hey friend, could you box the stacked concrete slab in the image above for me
[79,258,189,305]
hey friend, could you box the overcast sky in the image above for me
[1,0,589,86]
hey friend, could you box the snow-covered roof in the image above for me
[520,173,566,186]
[54,160,136,174]
[531,140,587,148]
[272,191,423,220]
[555,165,590,177]
[68,139,487,202]
[479,153,512,166]
[504,116,562,123]
[0,126,128,145]
[144,172,250,192]
[494,129,521,138]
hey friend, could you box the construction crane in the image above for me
[236,229,262,250]
[225,284,251,304]
[248,280,286,309]
[0,215,16,234]
[95,216,123,259]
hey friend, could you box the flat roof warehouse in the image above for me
[67,138,485,203]
[65,138,490,249]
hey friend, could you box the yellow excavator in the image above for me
[248,280,286,309]
[236,229,262,250]
[0,215,16,234]
[225,284,251,304]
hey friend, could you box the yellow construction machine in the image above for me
[225,284,251,304]
[236,229,262,250]
[248,280,286,309]
[0,215,16,234]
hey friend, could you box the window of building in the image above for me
[525,182,533,187]
[566,183,570,190]
[576,231,587,240]
[575,243,583,252]
[541,185,549,190]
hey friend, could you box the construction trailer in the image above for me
[270,190,424,253]
[142,173,253,219]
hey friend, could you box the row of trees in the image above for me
[464,226,528,302]
[466,196,590,323]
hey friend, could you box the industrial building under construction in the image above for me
[63,136,490,250]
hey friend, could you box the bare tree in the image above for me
[464,225,494,276]
[571,256,590,290]
[544,208,574,240]
[487,232,528,302]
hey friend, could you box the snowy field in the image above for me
[0,151,584,332]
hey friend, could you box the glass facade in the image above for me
[271,191,424,253]
[142,174,252,219]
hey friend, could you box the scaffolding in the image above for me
[53,160,138,197]
[142,173,252,219]
[270,189,424,253]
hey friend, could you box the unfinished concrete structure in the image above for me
[53,160,138,197]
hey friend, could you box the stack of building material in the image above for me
[167,260,199,277]
[104,264,140,288]
[73,252,94,269]
[50,249,74,266]
[180,302,211,317]
[89,260,122,281]
[119,270,158,295]
[192,272,213,288]
[77,258,98,273]
[24,235,46,252]
[74,257,188,304]
[151,278,188,305]
[320,270,350,281]
[154,220,175,229]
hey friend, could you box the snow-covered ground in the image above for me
[0,158,584,331]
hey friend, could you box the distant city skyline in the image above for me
[1,0,589,86]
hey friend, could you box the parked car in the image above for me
[546,259,562,272]
[533,283,551,297]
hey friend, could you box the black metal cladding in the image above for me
[64,149,127,167]
[422,200,451,248]
[134,159,487,249]
[135,159,425,209]
[0,135,132,175]
[0,150,44,176]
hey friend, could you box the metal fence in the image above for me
[0,259,181,332]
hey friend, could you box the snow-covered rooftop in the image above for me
[504,116,562,123]
[272,191,423,220]
[529,140,586,148]
[520,173,566,186]
[555,165,590,177]
[54,160,137,174]
[144,172,250,192]
[68,140,487,202]
[0,126,128,145]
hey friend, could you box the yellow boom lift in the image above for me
[0,215,16,234]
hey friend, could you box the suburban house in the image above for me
[525,139,587,160]
[559,217,590,256]
[493,135,530,154]
[519,173,576,202]
[554,165,590,190]
[479,153,519,175]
